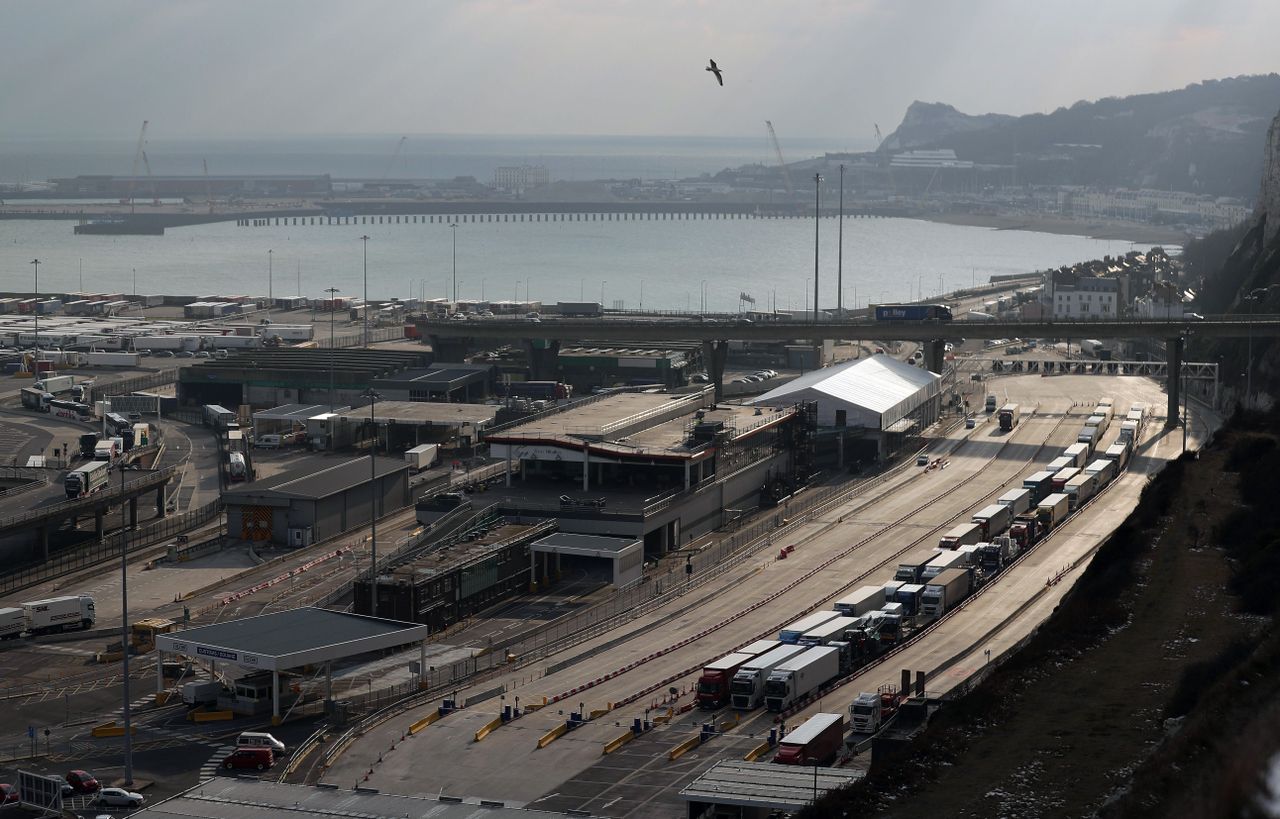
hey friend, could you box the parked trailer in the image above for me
[939,521,983,550]
[894,584,926,616]
[1051,467,1080,492]
[1104,443,1131,470]
[832,586,885,617]
[22,595,96,635]
[1064,471,1099,510]
[1117,420,1140,445]
[1063,443,1090,468]
[1047,456,1073,473]
[203,404,237,428]
[1077,426,1099,451]
[1022,471,1055,503]
[0,607,27,640]
[920,567,972,618]
[696,639,779,708]
[800,616,860,647]
[228,452,247,482]
[1084,458,1117,486]
[1035,493,1071,531]
[763,646,841,712]
[921,549,969,581]
[65,460,110,498]
[404,443,439,472]
[894,549,941,583]
[881,580,904,604]
[33,375,75,395]
[873,304,953,321]
[971,504,1013,539]
[997,487,1033,516]
[773,712,845,765]
[1085,414,1110,436]
[182,680,224,707]
[730,644,808,709]
[779,610,844,644]
[86,351,141,367]
[997,403,1020,431]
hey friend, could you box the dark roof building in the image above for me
[370,363,493,402]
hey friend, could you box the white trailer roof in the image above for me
[779,712,843,745]
[749,354,941,430]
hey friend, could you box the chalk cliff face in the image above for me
[1262,109,1280,245]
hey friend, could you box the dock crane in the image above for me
[381,136,407,182]
[126,120,149,213]
[141,149,160,205]
[765,121,794,196]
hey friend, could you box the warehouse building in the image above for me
[222,456,411,546]
[370,363,494,403]
[323,400,498,455]
[748,354,942,463]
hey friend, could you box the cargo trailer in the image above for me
[1035,493,1071,530]
[938,521,983,550]
[773,712,844,765]
[997,487,1033,515]
[779,610,844,644]
[800,616,860,647]
[971,504,1012,538]
[997,403,1020,431]
[730,644,807,709]
[763,646,841,712]
[920,549,969,581]
[1063,443,1090,467]
[920,568,972,618]
[1051,467,1080,491]
[832,586,885,617]
[1084,458,1116,485]
[0,608,25,640]
[696,640,779,708]
[1104,442,1130,470]
[22,595,96,634]
[1064,471,1099,510]
[894,583,926,616]
[894,550,941,583]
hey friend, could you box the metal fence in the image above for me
[314,326,404,349]
[0,500,223,595]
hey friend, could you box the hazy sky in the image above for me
[4,0,1278,141]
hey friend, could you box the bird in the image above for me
[705,59,723,86]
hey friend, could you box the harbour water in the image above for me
[0,217,1160,313]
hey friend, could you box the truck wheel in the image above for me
[224,761,233,769]
[255,763,265,771]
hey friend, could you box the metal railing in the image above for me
[0,466,178,531]
[87,369,178,404]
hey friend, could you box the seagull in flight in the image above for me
[705,59,723,87]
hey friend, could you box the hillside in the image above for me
[880,75,1280,198]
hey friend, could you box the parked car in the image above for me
[966,417,977,429]
[156,350,176,358]
[0,783,18,804]
[223,748,274,771]
[177,350,195,358]
[65,770,100,794]
[917,454,929,466]
[97,787,145,808]
[195,350,211,358]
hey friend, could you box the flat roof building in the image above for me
[370,363,494,403]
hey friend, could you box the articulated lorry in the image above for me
[997,403,1020,431]
[971,504,1012,539]
[1064,471,1099,510]
[1009,514,1041,552]
[773,712,844,765]
[1084,458,1116,486]
[730,644,807,709]
[21,595,96,635]
[1063,443,1090,467]
[33,375,75,395]
[920,549,969,581]
[800,616,860,647]
[1104,442,1131,469]
[0,608,26,640]
[997,487,1033,516]
[938,521,983,550]
[832,586,884,617]
[894,583,926,616]
[65,460,110,498]
[920,568,972,618]
[696,639,779,708]
[1035,493,1071,531]
[849,687,905,734]
[779,611,844,644]
[1022,471,1056,504]
[763,646,841,712]
[894,550,941,583]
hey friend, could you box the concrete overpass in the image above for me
[0,466,176,560]
[418,313,1280,426]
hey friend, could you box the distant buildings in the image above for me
[492,165,549,193]
[51,174,332,198]
[1038,248,1188,320]
[1058,187,1251,231]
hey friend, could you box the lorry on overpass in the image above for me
[21,595,96,635]
[832,586,885,617]
[920,568,972,618]
[873,304,953,321]
[65,460,110,498]
[773,712,845,765]
[730,644,807,710]
[764,646,841,712]
[696,639,779,709]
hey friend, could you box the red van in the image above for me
[222,747,274,771]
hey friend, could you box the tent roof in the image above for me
[750,355,938,413]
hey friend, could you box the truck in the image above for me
[773,712,845,765]
[0,608,26,640]
[79,433,100,459]
[1051,467,1080,492]
[1009,514,1041,552]
[730,644,807,709]
[404,443,439,472]
[21,595,96,634]
[971,504,1012,539]
[94,439,119,464]
[1063,443,1090,468]
[696,639,779,708]
[894,549,941,583]
[1077,426,1099,451]
[881,580,904,604]
[65,460,110,498]
[832,586,885,617]
[997,403,1020,431]
[1022,471,1055,503]
[779,611,844,644]
[1080,338,1107,357]
[1035,493,1071,531]
[1085,413,1110,436]
[1046,456,1073,473]
[1104,442,1131,470]
[920,548,969,581]
[1084,458,1116,486]
[800,616,860,647]
[182,680,224,707]
[1064,471,1099,510]
[86,351,141,367]
[228,452,248,482]
[977,539,1015,574]
[1093,403,1115,423]
[997,487,1033,516]
[939,521,984,550]
[1117,420,1140,445]
[849,688,905,734]
[873,304,953,321]
[555,301,604,318]
[920,567,972,618]
[20,387,53,412]
[203,404,238,428]
[894,583,926,616]
[985,394,998,413]
[33,374,74,395]
[763,646,841,712]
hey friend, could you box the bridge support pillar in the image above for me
[428,335,473,367]
[521,338,562,381]
[38,525,49,561]
[701,340,729,402]
[1166,336,1183,430]
[924,339,946,374]
[128,497,138,528]
[156,486,166,518]
[94,509,104,540]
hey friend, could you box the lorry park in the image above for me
[0,304,1217,817]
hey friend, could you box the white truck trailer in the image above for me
[404,443,439,472]
[920,568,972,618]
[831,586,885,617]
[0,607,26,640]
[763,646,841,712]
[730,644,808,710]
[21,595,96,634]
[779,610,844,644]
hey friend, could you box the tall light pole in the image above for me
[359,236,370,347]
[450,223,458,306]
[325,287,340,411]
[131,267,137,298]
[700,280,707,313]
[837,164,844,316]
[119,464,135,787]
[29,259,39,373]
[600,280,606,308]
[267,249,273,319]
[813,173,823,322]
[362,388,381,618]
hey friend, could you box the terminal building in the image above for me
[252,400,498,456]
[481,388,813,554]
[748,354,942,464]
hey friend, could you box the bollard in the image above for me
[502,705,512,722]
[768,728,778,746]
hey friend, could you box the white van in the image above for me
[255,434,282,449]
[237,731,287,755]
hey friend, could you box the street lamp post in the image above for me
[450,224,459,306]
[837,164,844,315]
[813,173,823,322]
[325,287,340,412]
[362,388,381,618]
[29,259,39,373]
[132,268,137,298]
[119,464,135,786]
[267,249,273,319]
[359,236,370,347]
[600,280,606,309]
[700,280,707,314]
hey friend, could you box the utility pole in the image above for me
[267,249,273,320]
[120,465,134,786]
[837,164,844,316]
[325,287,340,412]
[359,236,370,347]
[363,389,381,617]
[30,259,39,373]
[450,223,458,305]
[813,173,822,322]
